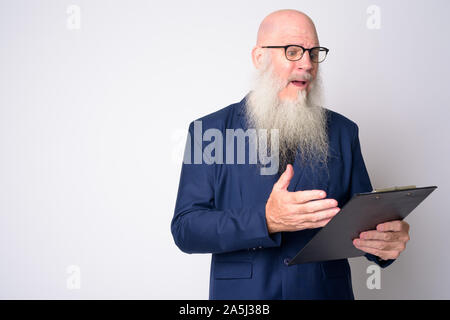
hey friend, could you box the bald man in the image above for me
[172,9,410,299]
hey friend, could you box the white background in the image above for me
[1,0,449,299]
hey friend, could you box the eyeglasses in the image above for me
[261,45,329,63]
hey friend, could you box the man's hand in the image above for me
[353,220,410,261]
[265,164,341,233]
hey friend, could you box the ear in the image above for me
[251,46,265,69]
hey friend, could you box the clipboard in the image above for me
[288,185,437,266]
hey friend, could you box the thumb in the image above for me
[274,164,294,190]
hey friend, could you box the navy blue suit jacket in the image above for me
[172,95,394,299]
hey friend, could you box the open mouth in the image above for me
[290,80,307,88]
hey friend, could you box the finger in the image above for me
[273,164,294,190]
[359,230,397,241]
[353,242,399,260]
[298,198,339,213]
[403,221,410,232]
[298,206,341,223]
[354,239,400,251]
[376,220,405,232]
[289,189,327,204]
[300,217,333,230]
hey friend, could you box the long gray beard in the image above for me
[246,64,329,174]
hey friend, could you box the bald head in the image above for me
[256,9,318,46]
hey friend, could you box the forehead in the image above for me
[264,23,319,47]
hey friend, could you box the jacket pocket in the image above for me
[214,261,253,280]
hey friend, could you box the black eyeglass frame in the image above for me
[260,45,330,63]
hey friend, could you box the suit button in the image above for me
[283,258,291,266]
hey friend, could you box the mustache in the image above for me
[287,73,313,82]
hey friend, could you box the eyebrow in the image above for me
[284,43,320,48]
[280,40,319,47]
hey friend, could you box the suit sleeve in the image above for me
[349,124,395,268]
[171,122,282,254]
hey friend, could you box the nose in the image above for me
[295,50,314,72]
